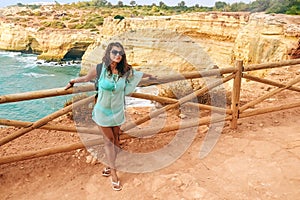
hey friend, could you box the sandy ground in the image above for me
[0,65,300,200]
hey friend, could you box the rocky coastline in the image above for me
[0,6,299,76]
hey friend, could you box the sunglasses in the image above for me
[110,50,123,56]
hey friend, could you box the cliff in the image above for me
[0,6,299,74]
[81,12,250,74]
[81,12,300,76]
[232,13,300,64]
[0,22,94,61]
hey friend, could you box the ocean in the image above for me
[0,50,154,123]
[0,51,82,122]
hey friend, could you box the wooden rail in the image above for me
[0,58,299,164]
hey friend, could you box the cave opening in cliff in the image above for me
[63,49,85,61]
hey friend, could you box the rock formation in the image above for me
[81,12,299,76]
[0,7,299,96]
[0,6,95,61]
[232,13,300,65]
[0,7,299,72]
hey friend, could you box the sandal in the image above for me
[111,179,122,191]
[102,167,111,177]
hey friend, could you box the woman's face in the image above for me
[109,46,123,64]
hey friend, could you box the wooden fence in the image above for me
[0,59,299,165]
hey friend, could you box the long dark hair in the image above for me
[102,42,132,77]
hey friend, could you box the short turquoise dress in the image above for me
[92,66,143,127]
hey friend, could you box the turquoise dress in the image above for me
[92,67,143,127]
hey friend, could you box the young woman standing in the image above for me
[65,42,154,191]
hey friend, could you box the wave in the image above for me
[0,51,22,57]
[15,55,38,63]
[23,72,55,78]
[36,60,81,67]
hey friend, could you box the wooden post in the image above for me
[230,60,243,129]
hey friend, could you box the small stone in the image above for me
[259,123,264,127]
[91,156,98,165]
[76,149,82,153]
[132,178,143,187]
[86,155,93,163]
[179,114,187,119]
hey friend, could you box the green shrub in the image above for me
[62,16,71,21]
[33,11,42,16]
[83,22,96,29]
[42,21,66,29]
[114,15,125,20]
[38,27,46,31]
[38,16,48,20]
[69,19,80,23]
[68,24,77,29]
[86,15,104,26]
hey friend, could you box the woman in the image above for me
[65,42,154,191]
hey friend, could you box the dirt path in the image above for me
[0,108,299,200]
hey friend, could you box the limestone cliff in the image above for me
[79,11,299,100]
[232,13,300,65]
[0,22,94,61]
[0,8,299,73]
[81,12,299,77]
[81,12,250,75]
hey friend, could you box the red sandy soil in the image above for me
[0,65,299,200]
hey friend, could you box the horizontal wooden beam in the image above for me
[0,119,100,135]
[0,114,233,165]
[184,102,232,114]
[124,114,232,138]
[130,92,178,104]
[0,96,95,146]
[0,85,94,104]
[240,101,300,118]
[243,74,300,93]
[244,59,300,72]
[123,73,235,132]
[0,139,102,165]
[0,67,235,104]
[240,75,300,112]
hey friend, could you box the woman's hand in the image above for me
[65,80,75,90]
[149,75,158,80]
[143,73,157,80]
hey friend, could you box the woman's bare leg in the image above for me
[98,126,119,184]
[112,126,121,153]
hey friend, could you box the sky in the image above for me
[0,0,252,8]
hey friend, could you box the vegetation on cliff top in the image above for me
[3,0,299,33]
[1,0,298,32]
[15,0,299,15]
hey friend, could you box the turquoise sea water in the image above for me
[0,51,81,122]
[0,50,154,123]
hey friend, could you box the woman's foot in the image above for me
[111,178,122,191]
[102,167,111,177]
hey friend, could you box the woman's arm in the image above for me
[142,73,157,79]
[65,66,97,90]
